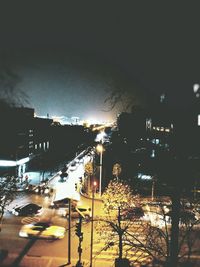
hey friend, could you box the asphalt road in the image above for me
[0,191,106,266]
[1,192,200,267]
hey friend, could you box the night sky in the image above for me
[0,2,200,121]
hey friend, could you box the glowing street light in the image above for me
[96,144,103,196]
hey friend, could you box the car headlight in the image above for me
[56,231,65,237]
[44,188,49,194]
[19,231,28,237]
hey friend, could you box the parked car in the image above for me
[121,207,144,220]
[65,205,92,220]
[12,203,42,216]
[19,222,65,239]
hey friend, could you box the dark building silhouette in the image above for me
[0,105,95,178]
[0,106,52,177]
[112,93,200,194]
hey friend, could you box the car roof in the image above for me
[76,205,90,209]
[16,203,40,209]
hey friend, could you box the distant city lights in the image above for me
[35,114,114,126]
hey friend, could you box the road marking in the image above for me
[21,217,40,225]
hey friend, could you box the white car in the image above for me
[19,222,65,239]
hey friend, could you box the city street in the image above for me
[0,189,109,267]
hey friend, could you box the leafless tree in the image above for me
[0,61,29,107]
[123,200,200,267]
[104,68,148,113]
[95,194,200,267]
[0,176,18,232]
[95,179,146,266]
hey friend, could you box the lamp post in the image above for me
[96,144,103,196]
[90,181,96,267]
[68,198,71,265]
[151,176,156,201]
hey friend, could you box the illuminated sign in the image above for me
[0,157,30,167]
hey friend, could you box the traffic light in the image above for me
[75,222,83,238]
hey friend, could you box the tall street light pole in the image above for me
[90,181,96,267]
[68,198,71,265]
[96,144,103,196]
[151,176,156,201]
[99,146,103,196]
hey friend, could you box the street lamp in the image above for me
[96,144,103,196]
[151,176,156,201]
[90,181,96,267]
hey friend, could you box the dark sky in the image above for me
[0,2,200,121]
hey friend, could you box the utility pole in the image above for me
[151,176,156,201]
[68,198,71,265]
[99,144,103,196]
[96,143,103,196]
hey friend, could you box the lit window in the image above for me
[155,139,159,144]
[146,118,152,129]
[151,150,155,158]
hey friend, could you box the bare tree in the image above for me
[95,179,143,267]
[123,200,200,267]
[0,61,29,107]
[95,190,200,267]
[0,176,17,231]
[104,69,148,113]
